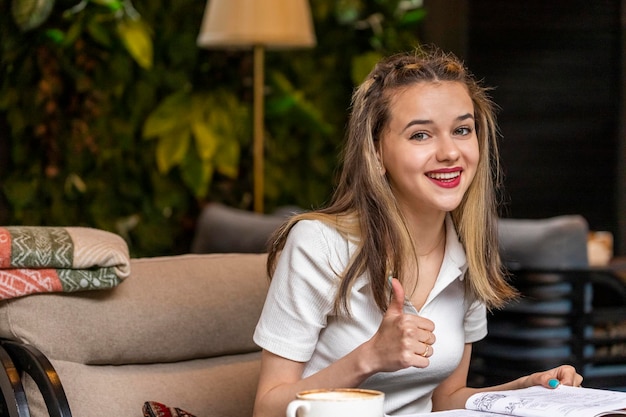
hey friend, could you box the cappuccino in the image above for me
[286,388,384,417]
[299,389,380,400]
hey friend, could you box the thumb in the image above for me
[387,277,406,316]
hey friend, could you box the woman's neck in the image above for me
[401,209,447,256]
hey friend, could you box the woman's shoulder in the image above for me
[290,212,358,235]
[275,218,353,278]
[289,218,343,243]
[278,212,361,259]
[284,217,355,254]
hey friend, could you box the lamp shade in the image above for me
[197,0,316,49]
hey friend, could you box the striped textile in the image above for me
[0,226,130,300]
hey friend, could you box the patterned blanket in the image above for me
[0,226,131,300]
[143,401,196,417]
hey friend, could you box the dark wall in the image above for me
[0,116,9,224]
[464,0,623,254]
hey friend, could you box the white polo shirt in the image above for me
[253,217,487,415]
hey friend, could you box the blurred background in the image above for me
[1,0,624,258]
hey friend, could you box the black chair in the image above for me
[0,342,29,417]
[469,268,626,390]
[0,340,72,417]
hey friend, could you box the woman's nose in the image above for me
[436,135,460,161]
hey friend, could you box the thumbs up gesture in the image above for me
[365,278,436,372]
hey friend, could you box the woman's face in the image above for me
[379,81,479,217]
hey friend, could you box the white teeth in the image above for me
[427,171,460,180]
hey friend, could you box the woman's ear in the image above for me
[376,158,386,175]
[376,149,385,175]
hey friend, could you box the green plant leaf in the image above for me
[117,18,153,69]
[399,8,427,25]
[3,177,38,209]
[11,0,55,31]
[142,90,191,139]
[214,137,239,179]
[191,120,218,162]
[45,28,65,44]
[63,19,84,46]
[180,150,213,199]
[91,0,122,11]
[155,128,191,174]
[335,0,362,24]
[0,87,19,111]
[268,72,334,135]
[87,17,112,47]
[351,51,382,85]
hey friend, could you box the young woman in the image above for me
[252,47,582,417]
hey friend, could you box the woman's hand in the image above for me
[364,278,436,372]
[519,365,583,389]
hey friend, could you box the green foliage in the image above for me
[0,0,424,256]
[142,88,247,199]
[263,0,426,209]
[0,0,200,256]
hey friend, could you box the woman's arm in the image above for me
[253,348,376,417]
[432,344,584,411]
[253,278,435,417]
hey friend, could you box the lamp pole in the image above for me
[253,44,265,213]
[196,0,316,214]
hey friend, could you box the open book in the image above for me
[390,385,626,417]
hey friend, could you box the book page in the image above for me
[385,410,505,416]
[466,385,626,417]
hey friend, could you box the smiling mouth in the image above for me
[426,171,461,181]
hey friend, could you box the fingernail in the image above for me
[548,379,560,389]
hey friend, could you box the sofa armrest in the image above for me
[0,253,269,366]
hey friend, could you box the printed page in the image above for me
[466,385,626,417]
[385,410,503,416]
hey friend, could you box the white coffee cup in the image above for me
[286,388,384,417]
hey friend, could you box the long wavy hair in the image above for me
[267,46,516,314]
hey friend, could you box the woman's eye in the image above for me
[455,126,472,136]
[410,132,429,141]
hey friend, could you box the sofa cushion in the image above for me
[0,253,269,365]
[23,352,261,417]
[190,203,297,253]
[497,215,589,270]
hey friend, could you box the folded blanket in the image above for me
[0,226,130,300]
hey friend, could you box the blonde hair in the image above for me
[268,47,516,314]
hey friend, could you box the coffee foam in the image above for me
[299,389,381,401]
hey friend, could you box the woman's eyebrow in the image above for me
[402,119,432,132]
[402,113,475,132]
[457,113,475,121]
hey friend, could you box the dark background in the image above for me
[423,0,626,255]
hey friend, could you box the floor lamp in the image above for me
[197,0,316,213]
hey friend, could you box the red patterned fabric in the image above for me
[142,401,196,417]
[0,268,62,299]
[0,226,130,300]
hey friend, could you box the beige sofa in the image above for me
[0,252,269,417]
[2,212,624,416]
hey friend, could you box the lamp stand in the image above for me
[253,44,265,213]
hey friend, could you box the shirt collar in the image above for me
[443,214,468,280]
[351,214,468,293]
